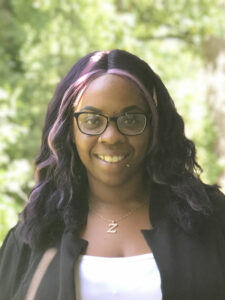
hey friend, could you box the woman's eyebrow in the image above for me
[121,105,145,113]
[79,106,102,113]
[79,105,144,114]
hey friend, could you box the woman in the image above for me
[0,49,225,300]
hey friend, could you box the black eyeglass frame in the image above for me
[73,112,152,136]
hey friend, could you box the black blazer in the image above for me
[1,189,225,300]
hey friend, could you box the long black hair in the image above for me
[20,49,216,248]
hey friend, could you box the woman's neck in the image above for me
[88,174,150,213]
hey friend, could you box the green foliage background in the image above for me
[0,0,224,243]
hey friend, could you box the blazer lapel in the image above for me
[35,231,87,300]
[57,231,88,300]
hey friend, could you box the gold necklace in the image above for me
[91,201,147,233]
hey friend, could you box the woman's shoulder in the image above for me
[1,222,23,243]
[0,223,27,259]
[0,223,34,299]
[205,185,225,228]
[0,222,35,269]
[206,185,225,209]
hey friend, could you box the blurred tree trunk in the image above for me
[203,37,225,191]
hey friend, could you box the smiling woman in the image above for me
[0,50,225,300]
[73,74,151,188]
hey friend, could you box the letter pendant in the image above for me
[107,220,118,233]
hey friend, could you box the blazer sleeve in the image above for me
[0,224,27,300]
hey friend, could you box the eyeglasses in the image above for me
[73,112,150,136]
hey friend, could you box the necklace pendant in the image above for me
[107,220,118,233]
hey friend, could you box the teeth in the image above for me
[97,155,125,163]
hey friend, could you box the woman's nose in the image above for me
[98,121,126,144]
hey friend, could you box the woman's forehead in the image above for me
[75,74,149,113]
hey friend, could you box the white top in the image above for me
[75,253,162,300]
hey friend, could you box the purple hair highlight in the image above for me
[73,69,106,107]
[79,51,109,76]
[106,68,158,148]
[107,68,158,107]
[47,69,105,160]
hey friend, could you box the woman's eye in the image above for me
[124,118,136,124]
[123,115,138,125]
[83,115,103,127]
[86,118,98,124]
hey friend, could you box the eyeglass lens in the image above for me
[77,113,147,135]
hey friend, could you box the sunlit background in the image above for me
[0,0,225,243]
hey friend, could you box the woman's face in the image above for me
[73,74,151,187]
